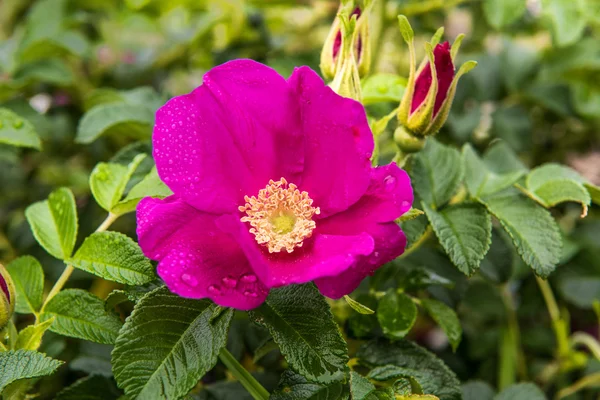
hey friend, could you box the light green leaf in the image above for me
[0,108,41,150]
[41,289,122,344]
[495,383,545,400]
[5,256,44,314]
[76,103,154,144]
[463,145,524,198]
[542,0,586,47]
[421,299,462,352]
[0,350,63,392]
[362,74,407,105]
[411,139,463,209]
[358,339,461,400]
[525,163,591,212]
[112,287,233,399]
[482,0,527,29]
[69,231,155,285]
[271,370,346,400]
[250,284,349,384]
[397,207,425,223]
[90,154,146,212]
[350,371,375,400]
[423,203,492,275]
[55,375,122,400]
[344,295,374,314]
[111,167,172,216]
[25,187,78,260]
[14,318,55,350]
[377,290,417,340]
[478,189,562,278]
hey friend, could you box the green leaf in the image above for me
[25,187,78,260]
[349,371,375,400]
[423,202,492,275]
[495,383,545,400]
[41,289,122,344]
[542,0,586,47]
[112,287,234,399]
[525,163,591,212]
[55,375,122,400]
[76,103,154,144]
[377,290,417,340]
[89,154,146,212]
[421,299,462,351]
[397,207,425,223]
[0,108,41,149]
[344,295,374,314]
[362,74,406,105]
[462,145,524,198]
[478,189,562,278]
[479,229,514,284]
[558,276,600,308]
[15,319,55,350]
[5,256,44,314]
[461,381,495,400]
[410,139,463,209]
[358,339,461,400]
[111,167,172,215]
[482,0,527,29]
[271,370,346,400]
[70,343,113,377]
[0,350,63,392]
[250,283,349,384]
[69,231,155,285]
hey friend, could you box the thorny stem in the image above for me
[219,348,270,400]
[39,213,119,315]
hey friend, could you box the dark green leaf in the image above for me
[250,284,348,384]
[495,383,545,400]
[41,289,123,344]
[461,381,495,400]
[377,290,417,340]
[0,350,63,392]
[112,287,234,399]
[271,370,346,400]
[423,203,492,275]
[55,375,122,400]
[421,299,462,351]
[462,145,524,198]
[349,371,375,400]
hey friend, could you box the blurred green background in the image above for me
[1,0,600,398]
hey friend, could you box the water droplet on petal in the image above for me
[181,273,198,287]
[240,274,257,283]
[383,175,396,191]
[222,276,237,288]
[401,200,410,209]
[244,290,258,298]
[208,285,221,295]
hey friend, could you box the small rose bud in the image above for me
[0,263,15,329]
[320,1,372,81]
[396,16,477,139]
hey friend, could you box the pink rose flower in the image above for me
[137,59,413,310]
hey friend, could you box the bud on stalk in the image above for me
[0,263,15,329]
[395,15,476,150]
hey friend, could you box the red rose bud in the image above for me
[320,0,372,81]
[396,16,476,141]
[0,263,15,329]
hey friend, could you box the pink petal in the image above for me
[153,59,303,214]
[216,214,375,288]
[315,222,406,299]
[137,196,268,310]
[287,66,374,217]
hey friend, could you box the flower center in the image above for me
[239,178,320,253]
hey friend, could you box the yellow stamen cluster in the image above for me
[239,178,320,253]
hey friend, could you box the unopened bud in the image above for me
[0,264,15,329]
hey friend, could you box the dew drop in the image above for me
[222,276,237,288]
[383,175,396,191]
[181,273,198,287]
[240,273,257,283]
[244,290,258,298]
[401,200,411,209]
[208,285,221,295]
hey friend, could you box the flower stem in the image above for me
[40,213,119,314]
[219,348,269,400]
[536,277,570,358]
[571,332,600,360]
